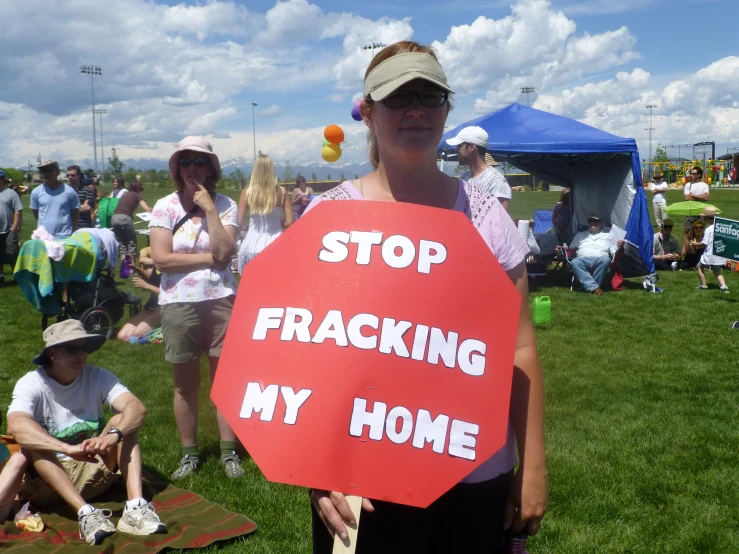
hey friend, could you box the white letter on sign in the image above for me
[379,318,411,358]
[385,406,414,444]
[280,386,312,425]
[458,339,487,376]
[253,308,284,340]
[381,235,415,269]
[281,307,313,342]
[240,382,279,421]
[449,419,479,461]
[347,313,379,349]
[349,398,387,441]
[427,327,458,368]
[350,231,383,264]
[319,231,350,263]
[418,240,447,274]
[412,409,450,454]
[312,310,348,346]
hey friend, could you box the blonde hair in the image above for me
[245,154,278,215]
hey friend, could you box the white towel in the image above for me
[31,226,65,261]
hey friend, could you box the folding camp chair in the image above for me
[533,210,554,234]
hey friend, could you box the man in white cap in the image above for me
[7,320,166,545]
[446,126,512,212]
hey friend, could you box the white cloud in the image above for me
[258,0,323,43]
[534,57,739,155]
[429,0,638,113]
[258,105,285,118]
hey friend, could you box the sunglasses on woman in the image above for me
[62,343,88,355]
[178,158,208,168]
[383,89,448,109]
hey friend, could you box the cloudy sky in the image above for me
[1,0,736,169]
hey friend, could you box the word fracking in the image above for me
[253,307,488,377]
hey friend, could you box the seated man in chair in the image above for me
[7,320,166,545]
[564,214,624,295]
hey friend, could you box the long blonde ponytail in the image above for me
[245,154,278,215]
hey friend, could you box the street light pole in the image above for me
[94,109,107,184]
[363,42,386,58]
[79,66,102,174]
[251,102,258,161]
[645,104,657,179]
[520,86,535,107]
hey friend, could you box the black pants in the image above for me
[653,259,673,271]
[312,471,512,554]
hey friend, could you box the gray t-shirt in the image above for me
[0,187,23,234]
[8,365,129,458]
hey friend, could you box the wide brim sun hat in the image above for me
[32,319,106,365]
[168,136,222,184]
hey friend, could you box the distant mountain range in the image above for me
[29,157,373,182]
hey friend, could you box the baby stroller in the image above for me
[14,231,140,338]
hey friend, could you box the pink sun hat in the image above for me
[168,136,222,184]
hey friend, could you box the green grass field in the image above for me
[1,186,738,553]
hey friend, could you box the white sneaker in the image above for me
[720,285,730,294]
[117,502,167,535]
[79,508,116,545]
[671,262,678,271]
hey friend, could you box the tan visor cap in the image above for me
[364,52,454,101]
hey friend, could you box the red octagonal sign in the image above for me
[212,201,521,508]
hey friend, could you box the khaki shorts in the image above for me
[20,455,119,508]
[161,295,235,363]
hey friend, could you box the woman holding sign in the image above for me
[307,42,548,553]
[149,137,244,481]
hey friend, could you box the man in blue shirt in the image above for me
[30,160,80,238]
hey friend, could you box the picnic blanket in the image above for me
[0,478,257,553]
[14,234,99,314]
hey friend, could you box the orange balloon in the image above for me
[324,125,344,145]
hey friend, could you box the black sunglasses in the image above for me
[40,167,57,174]
[588,219,601,224]
[62,343,88,355]
[691,172,699,176]
[663,226,673,229]
[383,90,448,109]
[178,158,208,168]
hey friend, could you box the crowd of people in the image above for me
[0,40,546,552]
[2,37,734,552]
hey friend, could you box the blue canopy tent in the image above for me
[440,103,654,274]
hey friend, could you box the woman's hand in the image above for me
[193,184,216,214]
[310,489,374,540]
[504,465,548,536]
[132,276,146,289]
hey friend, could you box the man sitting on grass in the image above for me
[563,214,624,295]
[6,320,167,545]
[652,218,681,271]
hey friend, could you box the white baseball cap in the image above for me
[445,126,488,147]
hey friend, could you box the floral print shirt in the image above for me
[149,192,238,305]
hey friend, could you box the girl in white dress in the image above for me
[237,154,293,274]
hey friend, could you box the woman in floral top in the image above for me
[149,136,244,481]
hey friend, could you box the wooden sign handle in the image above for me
[331,495,363,553]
